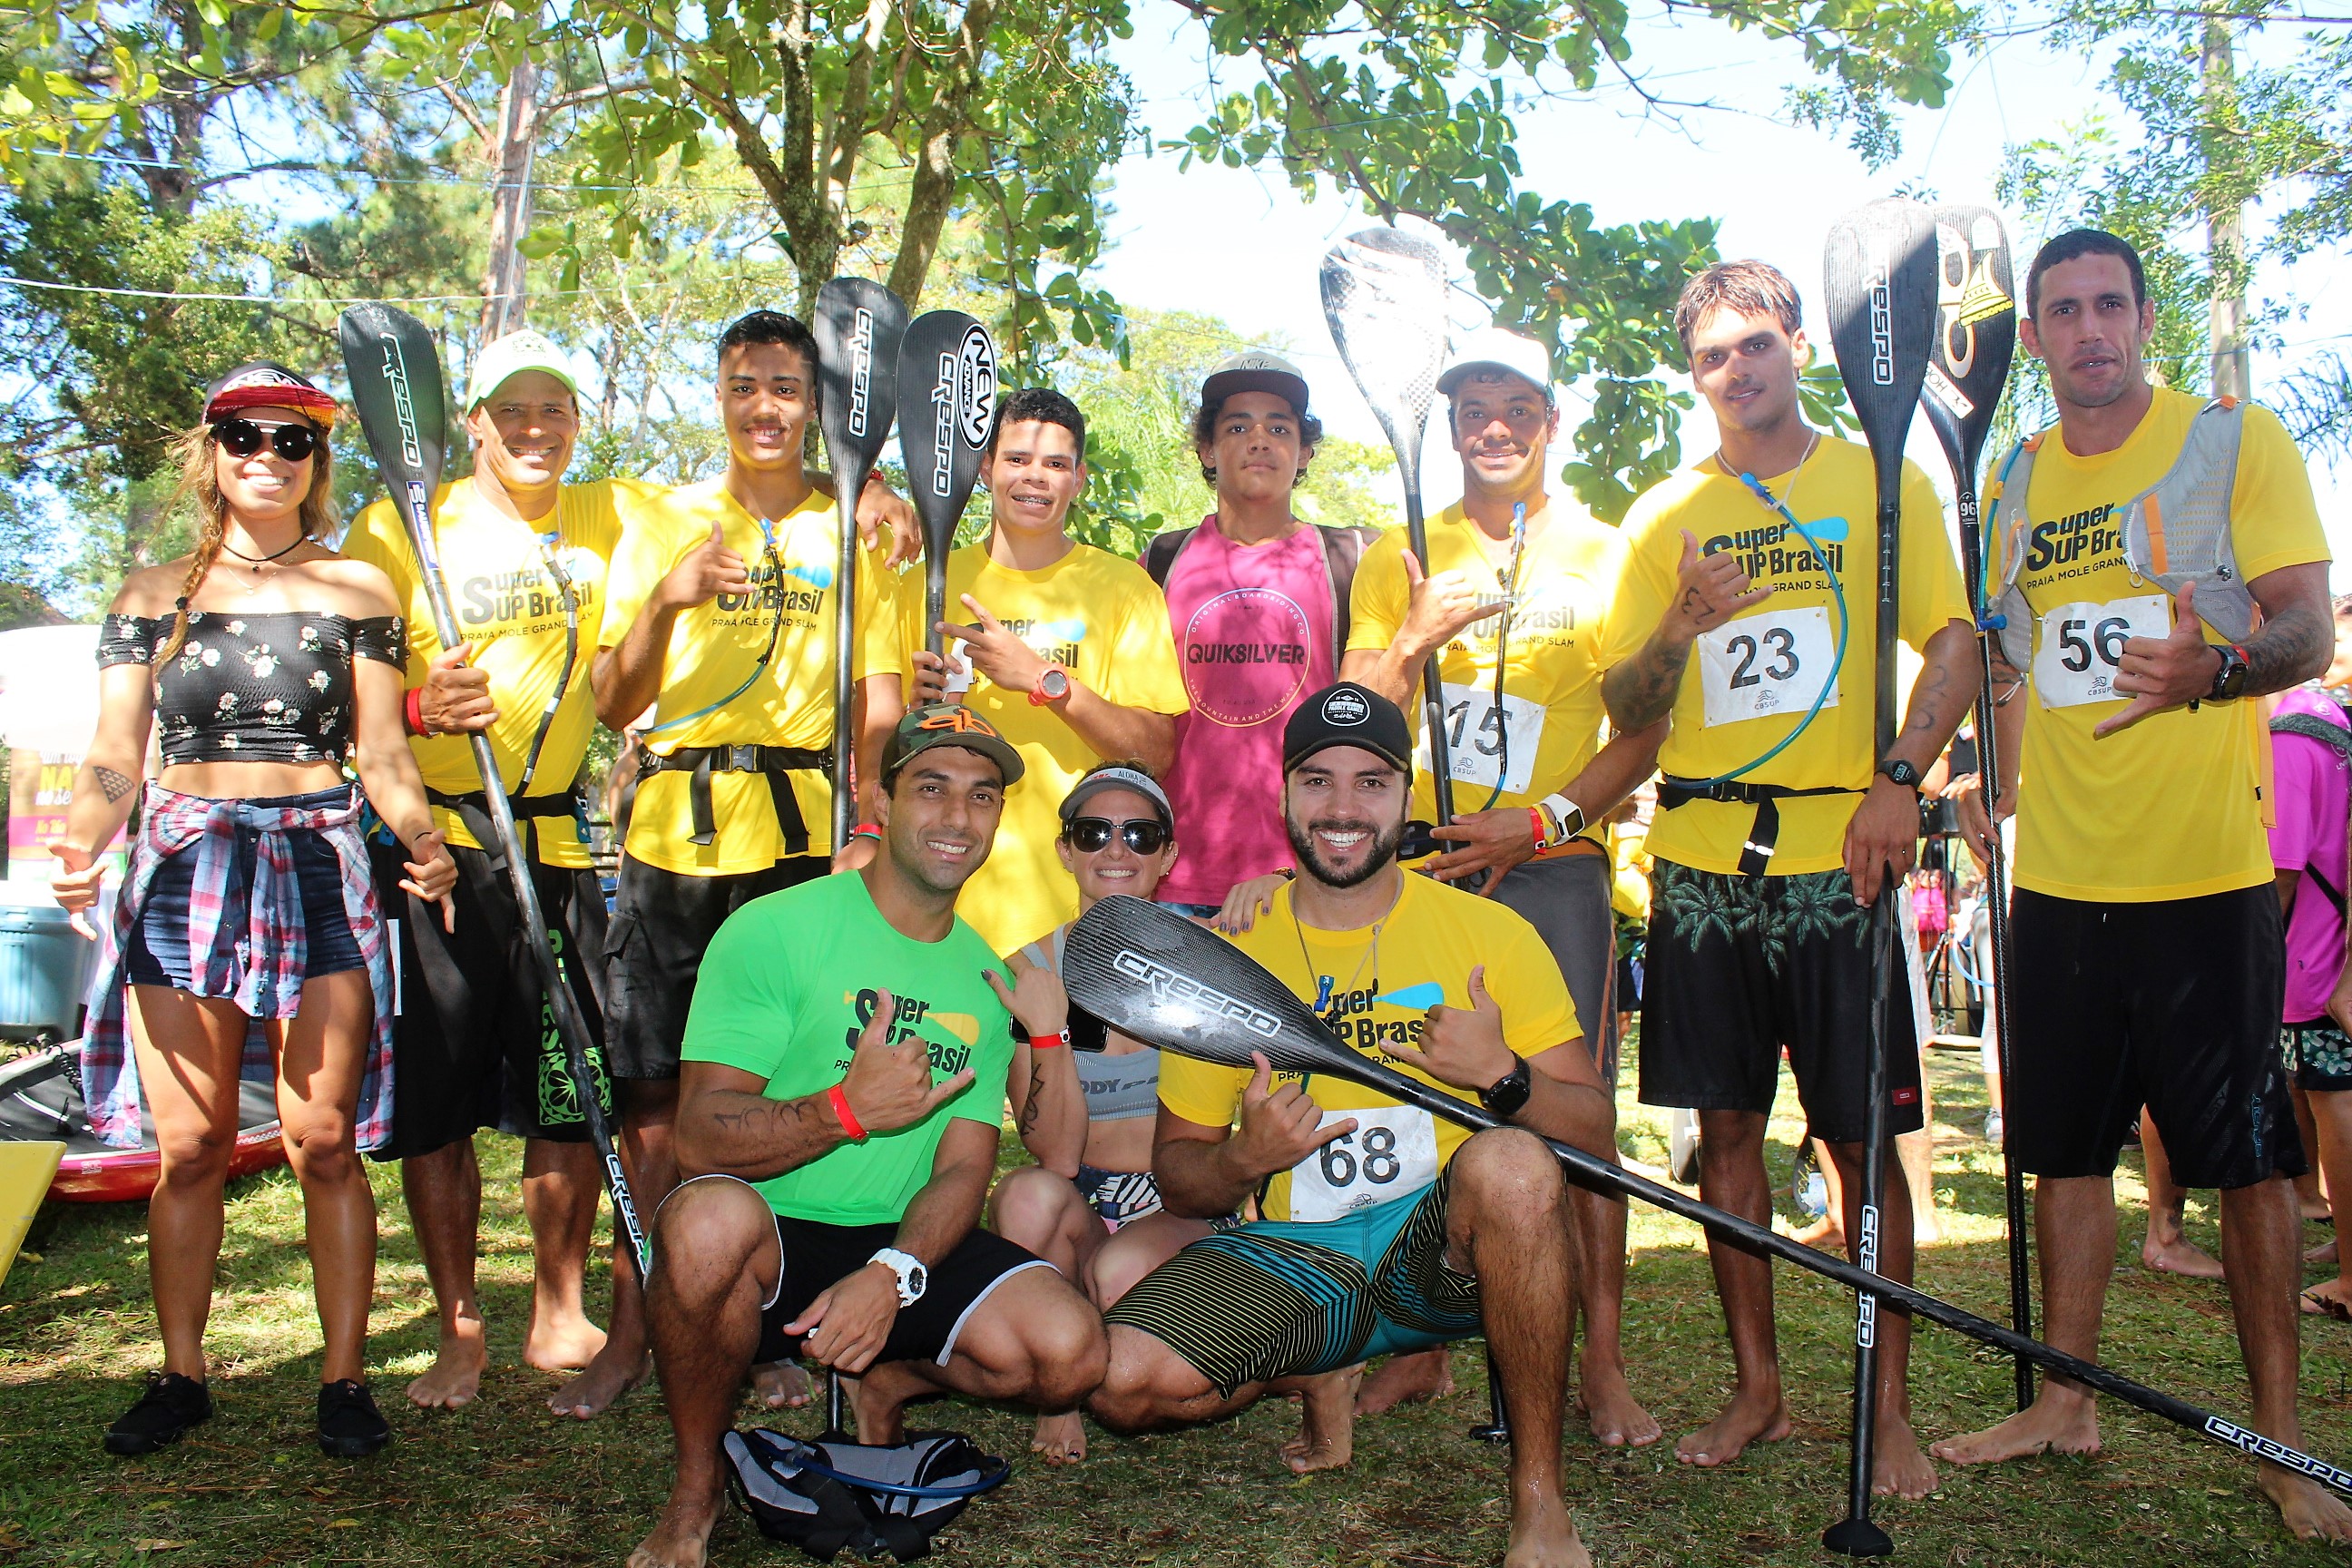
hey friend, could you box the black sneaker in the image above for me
[104,1371,212,1455]
[317,1379,390,1457]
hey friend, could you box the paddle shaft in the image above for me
[1401,489,1458,826]
[831,473,871,849]
[1954,483,2036,1411]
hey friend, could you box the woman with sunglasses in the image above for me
[989,762,1222,1463]
[53,363,458,1460]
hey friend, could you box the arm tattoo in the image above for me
[94,766,133,802]
[2245,600,2331,696]
[1017,1054,1049,1136]
[1602,634,1693,731]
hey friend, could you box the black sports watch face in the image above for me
[2210,646,2250,701]
[1877,759,1922,789]
[1479,1056,1534,1117]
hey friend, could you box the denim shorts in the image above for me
[125,789,365,990]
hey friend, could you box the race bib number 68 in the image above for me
[1287,1106,1440,1221]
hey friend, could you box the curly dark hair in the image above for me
[1191,390,1321,486]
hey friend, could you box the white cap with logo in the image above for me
[1436,328,1553,398]
[465,329,582,410]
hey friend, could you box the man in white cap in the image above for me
[1338,327,1664,1445]
[1139,351,1379,915]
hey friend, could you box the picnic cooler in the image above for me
[0,882,97,1041]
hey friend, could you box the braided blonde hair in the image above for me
[154,416,337,662]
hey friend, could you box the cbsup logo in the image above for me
[1322,688,1370,726]
[1110,949,1283,1040]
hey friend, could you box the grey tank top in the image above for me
[1024,928,1161,1122]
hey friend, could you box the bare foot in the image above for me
[2260,1464,2352,1543]
[407,1319,487,1409]
[849,1371,906,1447]
[627,1480,723,1568]
[2308,1237,2339,1266]
[1577,1363,1661,1448]
[1675,1388,1790,1467]
[1794,1214,1845,1251]
[1031,1409,1087,1465]
[2141,1232,2224,1279]
[548,1340,648,1419]
[1356,1347,1454,1417]
[1280,1366,1362,1474]
[1502,1493,1590,1568]
[1929,1396,2100,1465]
[752,1361,813,1409]
[1870,1411,1940,1499]
[523,1306,607,1373]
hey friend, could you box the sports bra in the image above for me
[1020,927,1161,1122]
[97,609,407,768]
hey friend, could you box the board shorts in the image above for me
[659,1177,1054,1367]
[1073,1164,1165,1230]
[604,856,828,1080]
[368,841,612,1161]
[1102,1166,1478,1396]
[2009,885,2303,1189]
[1638,859,1923,1144]
[2288,1020,2352,1093]
[127,792,364,989]
[1489,847,1620,1085]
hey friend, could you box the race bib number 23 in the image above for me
[1698,607,1838,728]
[2031,595,2170,709]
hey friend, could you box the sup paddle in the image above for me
[1920,202,2034,1415]
[338,304,647,1275]
[814,279,911,851]
[1819,195,1940,1559]
[1320,228,1457,825]
[897,310,999,658]
[1059,893,2352,1504]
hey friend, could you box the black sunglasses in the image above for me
[212,417,320,462]
[1063,816,1171,855]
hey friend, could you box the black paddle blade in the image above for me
[1821,200,1940,495]
[1320,229,1449,485]
[338,304,449,547]
[1063,896,1371,1080]
[812,279,910,492]
[1920,205,2018,493]
[897,309,998,647]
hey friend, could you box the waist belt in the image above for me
[426,786,582,875]
[638,744,831,853]
[1656,776,1863,878]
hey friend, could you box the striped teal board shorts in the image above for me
[1102,1167,1477,1395]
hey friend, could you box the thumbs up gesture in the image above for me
[1385,965,1515,1095]
[657,514,751,611]
[2093,582,2222,738]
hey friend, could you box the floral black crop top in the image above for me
[96,610,407,767]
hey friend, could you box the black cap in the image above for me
[1281,681,1413,777]
[880,704,1025,789]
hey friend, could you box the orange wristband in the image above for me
[827,1083,867,1142]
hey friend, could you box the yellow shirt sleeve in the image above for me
[2231,402,2329,581]
[1346,528,1411,655]
[597,503,685,652]
[1097,562,1190,715]
[1594,485,1681,671]
[1485,908,1583,1055]
[1155,1049,1250,1131]
[1896,461,1972,650]
[856,558,907,683]
[338,500,425,682]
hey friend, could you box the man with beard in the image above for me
[1597,260,1978,1499]
[626,705,1106,1568]
[1932,230,2351,1545]
[1340,328,1663,1442]
[1091,682,1613,1568]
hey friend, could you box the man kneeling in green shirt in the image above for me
[629,707,1106,1568]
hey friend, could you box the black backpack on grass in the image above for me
[721,1426,1009,1563]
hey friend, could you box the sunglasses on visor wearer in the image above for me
[1063,817,1171,855]
[211,417,321,463]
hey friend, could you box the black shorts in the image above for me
[603,856,828,1080]
[368,842,612,1160]
[2288,1020,2352,1093]
[653,1179,1053,1367]
[1489,848,1620,1085]
[128,805,364,988]
[2010,886,2302,1189]
[1638,859,1923,1144]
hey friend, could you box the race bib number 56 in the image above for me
[2032,594,2170,709]
[1287,1106,1440,1221]
[1698,607,1838,728]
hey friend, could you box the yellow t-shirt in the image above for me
[1991,388,2328,900]
[897,542,1188,955]
[1157,874,1581,1222]
[1599,438,1971,876]
[1347,502,1622,838]
[597,479,906,874]
[344,475,641,868]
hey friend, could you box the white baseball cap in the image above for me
[1436,328,1553,398]
[466,329,581,409]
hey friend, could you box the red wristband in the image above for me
[828,1083,867,1142]
[404,688,427,737]
[1529,805,1547,848]
[1028,1029,1070,1051]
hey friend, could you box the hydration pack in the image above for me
[722,1427,1010,1563]
[1984,397,2252,671]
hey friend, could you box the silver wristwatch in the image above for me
[869,1248,928,1307]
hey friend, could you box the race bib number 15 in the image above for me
[1698,607,1838,728]
[1436,681,1544,797]
[1287,1106,1440,1221]
[2032,595,2170,709]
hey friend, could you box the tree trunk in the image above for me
[479,54,540,343]
[2202,9,2250,400]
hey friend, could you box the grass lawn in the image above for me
[5,1035,2351,1566]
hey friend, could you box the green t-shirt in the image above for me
[681,872,1017,1226]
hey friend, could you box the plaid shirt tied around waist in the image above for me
[80,782,396,1151]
